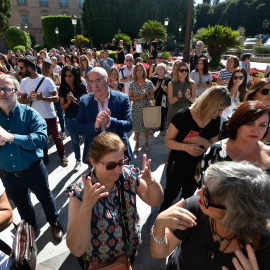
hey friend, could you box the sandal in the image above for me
[134,141,139,152]
[144,141,150,152]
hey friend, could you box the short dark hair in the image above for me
[242,54,251,61]
[227,101,270,140]
[151,41,157,49]
[17,57,36,71]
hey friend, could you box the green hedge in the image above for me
[254,46,270,55]
[5,27,31,51]
[41,15,81,49]
[13,45,26,53]
[88,18,117,47]
[34,44,44,52]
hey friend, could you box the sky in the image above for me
[194,0,225,5]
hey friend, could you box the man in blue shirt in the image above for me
[0,74,63,241]
[240,54,251,85]
[99,50,114,71]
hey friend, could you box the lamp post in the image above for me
[164,17,169,51]
[179,25,182,56]
[55,27,60,48]
[71,14,78,48]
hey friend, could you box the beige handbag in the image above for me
[143,106,161,128]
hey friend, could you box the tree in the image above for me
[0,0,11,35]
[139,20,167,44]
[212,0,220,5]
[5,27,31,51]
[203,0,211,3]
[71,35,89,48]
[262,19,269,34]
[195,25,242,66]
[112,33,131,47]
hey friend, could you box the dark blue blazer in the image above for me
[76,89,133,163]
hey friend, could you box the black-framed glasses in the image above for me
[260,88,270,95]
[202,185,226,210]
[98,156,129,171]
[0,87,16,94]
[179,69,189,73]
[233,76,244,80]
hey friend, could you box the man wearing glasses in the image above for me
[0,74,63,241]
[119,54,134,95]
[76,67,133,164]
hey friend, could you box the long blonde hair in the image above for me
[172,62,191,84]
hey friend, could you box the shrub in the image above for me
[112,33,131,47]
[41,15,81,49]
[71,35,90,49]
[5,27,31,51]
[13,45,26,53]
[253,46,270,55]
[34,44,44,52]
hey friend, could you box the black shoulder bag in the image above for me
[30,76,45,107]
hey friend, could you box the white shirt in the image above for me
[53,65,61,75]
[120,65,134,95]
[21,75,57,119]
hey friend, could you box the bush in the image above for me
[88,18,117,48]
[112,33,131,47]
[41,15,81,49]
[5,27,31,51]
[34,44,44,52]
[253,46,270,55]
[13,45,26,53]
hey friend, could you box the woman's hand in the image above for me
[139,154,153,184]
[222,244,259,270]
[81,175,109,208]
[185,89,191,99]
[157,198,197,231]
[184,144,205,157]
[177,90,182,99]
[184,135,207,146]
[67,91,76,102]
[141,90,147,99]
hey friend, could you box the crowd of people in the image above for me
[0,40,270,270]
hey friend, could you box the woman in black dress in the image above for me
[116,40,125,67]
[130,39,141,61]
[159,86,231,212]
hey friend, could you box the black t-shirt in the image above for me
[169,196,270,270]
[189,53,207,71]
[170,108,220,166]
[132,46,140,60]
[151,75,171,106]
[59,83,87,118]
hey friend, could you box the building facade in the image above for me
[9,0,83,45]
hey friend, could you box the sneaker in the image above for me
[61,132,67,140]
[74,160,82,172]
[60,155,68,167]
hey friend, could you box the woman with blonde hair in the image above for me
[129,63,155,152]
[39,50,50,62]
[107,66,125,93]
[159,86,231,212]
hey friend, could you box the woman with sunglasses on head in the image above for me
[159,86,231,213]
[190,57,212,97]
[59,65,88,171]
[149,53,164,79]
[201,101,270,187]
[107,66,125,93]
[67,132,163,269]
[151,161,270,270]
[79,55,93,93]
[221,67,247,124]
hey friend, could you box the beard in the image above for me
[19,69,31,78]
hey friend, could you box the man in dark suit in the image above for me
[76,67,133,164]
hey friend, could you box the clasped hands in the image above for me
[67,91,76,103]
[30,90,44,101]
[95,108,111,129]
[177,89,191,99]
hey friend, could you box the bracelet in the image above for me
[151,225,167,244]
[182,143,186,151]
[234,98,240,102]
[146,179,155,186]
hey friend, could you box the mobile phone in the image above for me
[183,130,199,143]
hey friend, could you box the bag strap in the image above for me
[30,76,45,107]
[0,239,13,257]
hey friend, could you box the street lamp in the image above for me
[71,14,78,48]
[164,17,169,51]
[179,25,182,55]
[55,27,60,48]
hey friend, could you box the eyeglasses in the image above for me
[202,185,226,210]
[98,156,129,171]
[233,76,244,80]
[89,78,106,85]
[157,57,163,59]
[81,59,87,62]
[179,69,189,73]
[259,88,270,95]
[0,87,16,94]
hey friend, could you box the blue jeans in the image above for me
[54,100,65,133]
[65,117,81,162]
[0,160,58,227]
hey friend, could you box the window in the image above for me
[21,15,30,27]
[40,0,47,6]
[18,0,26,4]
[80,0,83,8]
[60,0,68,7]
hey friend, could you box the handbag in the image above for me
[0,220,37,270]
[88,255,131,270]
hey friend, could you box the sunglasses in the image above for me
[81,59,87,62]
[233,76,244,80]
[179,69,189,73]
[259,88,270,95]
[98,156,129,170]
[202,185,226,210]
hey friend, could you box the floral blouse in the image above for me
[67,165,141,264]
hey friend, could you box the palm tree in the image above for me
[195,25,243,67]
[139,20,167,44]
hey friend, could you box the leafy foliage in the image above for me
[13,45,26,53]
[34,44,44,52]
[112,33,131,47]
[253,46,270,55]
[5,27,31,51]
[0,0,11,35]
[195,25,242,66]
[139,20,167,43]
[41,15,81,49]
[71,35,90,48]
